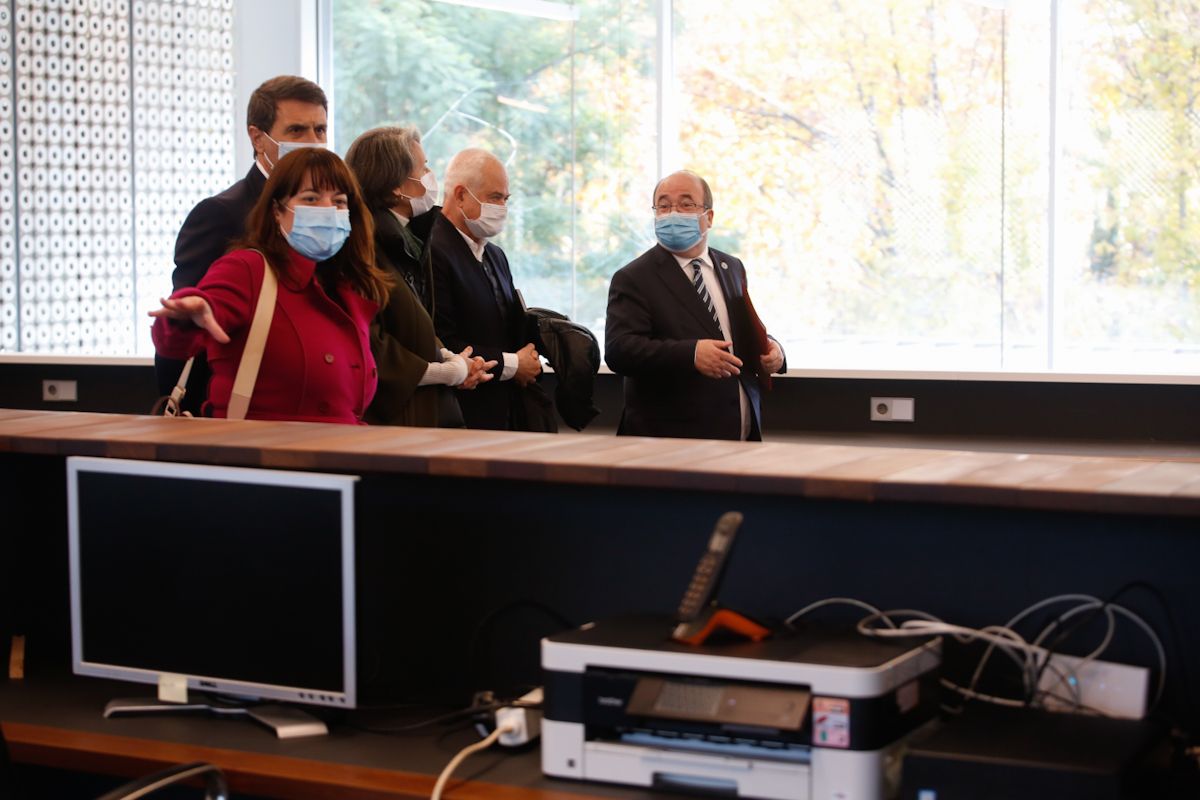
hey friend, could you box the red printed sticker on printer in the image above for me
[812,697,851,748]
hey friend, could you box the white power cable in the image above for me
[855,612,1046,703]
[988,596,1110,685]
[861,620,1043,677]
[1028,602,1116,703]
[790,592,1169,713]
[1033,603,1117,661]
[967,594,1105,701]
[785,597,895,629]
[430,724,514,800]
[859,615,1038,671]
[1038,599,1167,707]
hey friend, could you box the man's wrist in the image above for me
[500,351,518,381]
[770,337,786,373]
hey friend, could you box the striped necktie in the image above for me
[690,258,722,335]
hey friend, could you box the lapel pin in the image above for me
[720,261,729,270]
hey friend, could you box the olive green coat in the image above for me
[364,207,460,427]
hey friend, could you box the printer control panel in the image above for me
[628,675,809,731]
[581,667,812,758]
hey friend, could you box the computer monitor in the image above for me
[67,456,359,710]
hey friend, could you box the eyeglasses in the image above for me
[653,201,708,215]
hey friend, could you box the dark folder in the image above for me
[744,290,774,390]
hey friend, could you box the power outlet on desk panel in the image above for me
[870,396,915,422]
[43,379,78,402]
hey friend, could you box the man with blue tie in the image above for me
[429,148,543,430]
[605,170,786,441]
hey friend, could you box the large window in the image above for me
[332,0,1200,377]
[1054,0,1200,373]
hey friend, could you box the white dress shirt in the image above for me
[672,249,751,441]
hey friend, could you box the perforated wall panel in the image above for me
[2,0,234,355]
[0,4,16,351]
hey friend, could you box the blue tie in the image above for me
[690,259,722,336]
[481,252,507,311]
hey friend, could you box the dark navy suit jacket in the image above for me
[605,244,783,441]
[428,213,529,431]
[172,165,267,290]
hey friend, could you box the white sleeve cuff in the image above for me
[418,357,469,386]
[500,351,518,381]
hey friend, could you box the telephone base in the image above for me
[672,607,771,646]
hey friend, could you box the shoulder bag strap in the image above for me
[227,251,278,421]
[159,356,195,417]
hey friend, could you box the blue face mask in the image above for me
[655,212,704,252]
[285,205,351,262]
[263,135,327,172]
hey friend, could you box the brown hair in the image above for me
[232,148,392,306]
[344,125,423,212]
[246,76,328,148]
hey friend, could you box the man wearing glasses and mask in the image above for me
[605,170,786,441]
[155,75,328,414]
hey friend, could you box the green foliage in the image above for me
[1083,1,1200,274]
[334,0,657,321]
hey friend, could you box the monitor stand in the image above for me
[103,697,329,739]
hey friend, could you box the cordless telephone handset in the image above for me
[671,512,768,645]
[675,511,743,624]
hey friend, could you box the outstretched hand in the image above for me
[148,296,230,344]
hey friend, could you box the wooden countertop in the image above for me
[1,409,1198,517]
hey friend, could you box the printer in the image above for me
[542,615,940,800]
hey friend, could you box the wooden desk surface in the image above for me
[0,409,1197,517]
[0,678,648,800]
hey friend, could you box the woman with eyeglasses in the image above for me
[150,148,392,423]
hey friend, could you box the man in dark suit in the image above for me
[429,148,543,430]
[155,75,328,414]
[605,170,786,441]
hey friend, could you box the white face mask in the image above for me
[401,171,439,217]
[462,186,507,239]
[262,133,327,171]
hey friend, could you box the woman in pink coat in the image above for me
[151,148,393,424]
